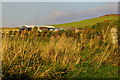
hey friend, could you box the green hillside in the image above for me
[52,14,119,28]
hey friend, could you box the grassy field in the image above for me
[52,14,119,28]
[1,14,119,79]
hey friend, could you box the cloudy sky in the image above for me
[1,0,120,2]
[2,2,118,27]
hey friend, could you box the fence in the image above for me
[111,28,118,45]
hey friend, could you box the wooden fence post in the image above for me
[111,28,118,45]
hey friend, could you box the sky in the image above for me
[1,0,120,2]
[1,2,119,27]
[0,2,1,27]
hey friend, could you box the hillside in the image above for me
[52,14,119,28]
[2,14,119,79]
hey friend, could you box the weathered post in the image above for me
[111,28,118,45]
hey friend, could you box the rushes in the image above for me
[2,26,119,79]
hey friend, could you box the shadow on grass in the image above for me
[2,72,34,80]
[2,71,119,80]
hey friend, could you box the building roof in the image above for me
[22,25,54,28]
[22,25,43,28]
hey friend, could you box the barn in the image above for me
[19,25,55,32]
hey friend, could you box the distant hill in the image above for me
[52,14,119,28]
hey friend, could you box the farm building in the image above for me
[19,25,83,32]
[19,25,55,32]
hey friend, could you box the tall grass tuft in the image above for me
[2,22,119,79]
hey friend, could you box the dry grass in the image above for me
[2,26,119,79]
[0,27,19,34]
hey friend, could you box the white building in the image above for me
[22,25,54,28]
[19,25,55,32]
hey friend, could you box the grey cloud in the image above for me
[27,3,118,25]
[3,0,119,2]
